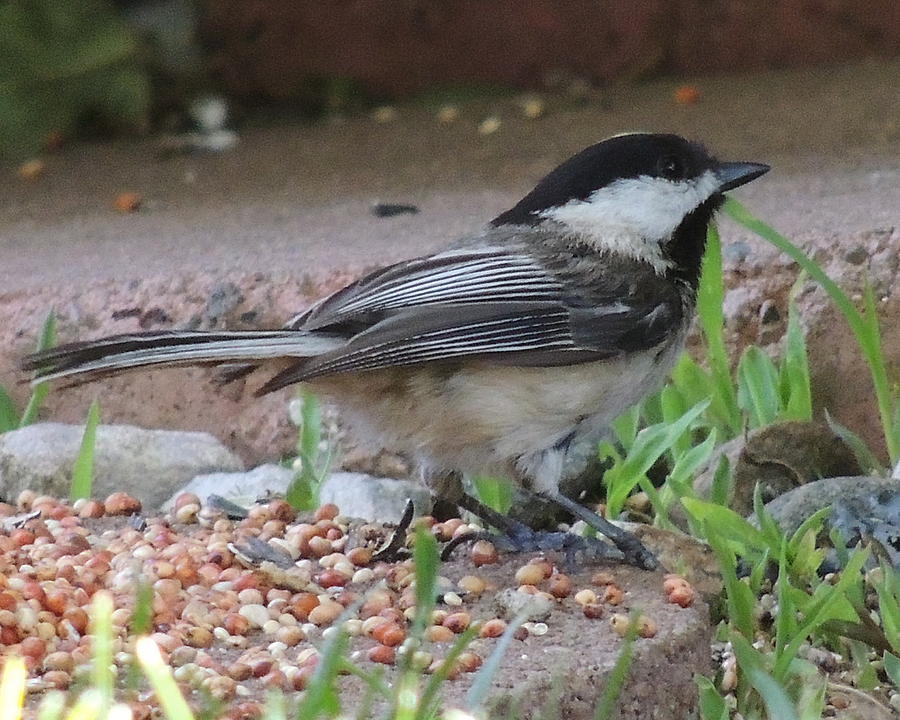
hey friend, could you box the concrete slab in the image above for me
[3,59,899,291]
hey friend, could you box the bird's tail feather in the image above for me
[21,330,343,387]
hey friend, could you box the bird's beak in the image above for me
[713,162,770,192]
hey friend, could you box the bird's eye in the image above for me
[659,156,685,180]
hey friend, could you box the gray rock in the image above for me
[165,463,295,509]
[671,421,861,531]
[759,475,900,537]
[492,587,554,622]
[0,423,243,510]
[893,459,900,480]
[318,472,431,523]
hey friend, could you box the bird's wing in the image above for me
[289,247,566,331]
[256,247,681,394]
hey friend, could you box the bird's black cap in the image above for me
[492,133,765,227]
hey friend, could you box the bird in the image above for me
[22,133,769,569]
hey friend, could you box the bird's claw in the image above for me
[372,499,416,562]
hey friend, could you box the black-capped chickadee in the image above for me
[23,133,769,569]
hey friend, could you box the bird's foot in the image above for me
[439,525,622,564]
[538,491,660,571]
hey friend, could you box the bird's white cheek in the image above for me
[541,171,720,266]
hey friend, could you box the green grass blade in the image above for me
[0,656,26,720]
[130,577,154,635]
[472,475,514,514]
[737,346,781,428]
[780,297,812,421]
[773,539,794,665]
[824,410,884,474]
[419,626,478,718]
[874,568,900,653]
[135,637,195,720]
[58,689,103,720]
[36,691,65,720]
[660,385,691,459]
[297,623,352,720]
[287,388,330,510]
[752,483,784,552]
[70,399,100,501]
[730,633,799,720]
[724,198,898,463]
[298,387,322,459]
[695,676,728,720]
[668,429,718,492]
[593,610,639,720]
[605,400,709,517]
[709,454,732,508]
[610,404,641,451]
[0,386,18,433]
[89,591,114,710]
[884,653,900,686]
[466,609,530,711]
[412,526,439,638]
[787,506,831,557]
[773,545,869,678]
[697,225,741,434]
[19,310,57,428]
[263,691,287,720]
[670,354,714,411]
[682,497,769,555]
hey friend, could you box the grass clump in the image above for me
[285,388,334,511]
[0,0,150,161]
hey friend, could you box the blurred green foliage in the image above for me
[0,0,150,160]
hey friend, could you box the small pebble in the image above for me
[610,614,631,637]
[601,585,624,605]
[636,615,657,638]
[479,619,507,638]
[113,193,142,214]
[458,575,486,595]
[591,571,615,586]
[582,603,604,619]
[478,116,501,135]
[674,85,701,105]
[426,625,455,643]
[238,604,269,629]
[352,568,375,584]
[548,574,572,598]
[457,651,483,672]
[519,96,545,119]
[668,584,695,608]
[104,492,141,515]
[368,644,396,664]
[18,159,45,181]
[471,540,499,566]
[436,105,460,124]
[371,106,398,124]
[443,592,463,606]
[514,564,545,586]
[443,612,471,633]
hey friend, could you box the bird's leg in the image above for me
[538,490,659,571]
[456,493,533,539]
